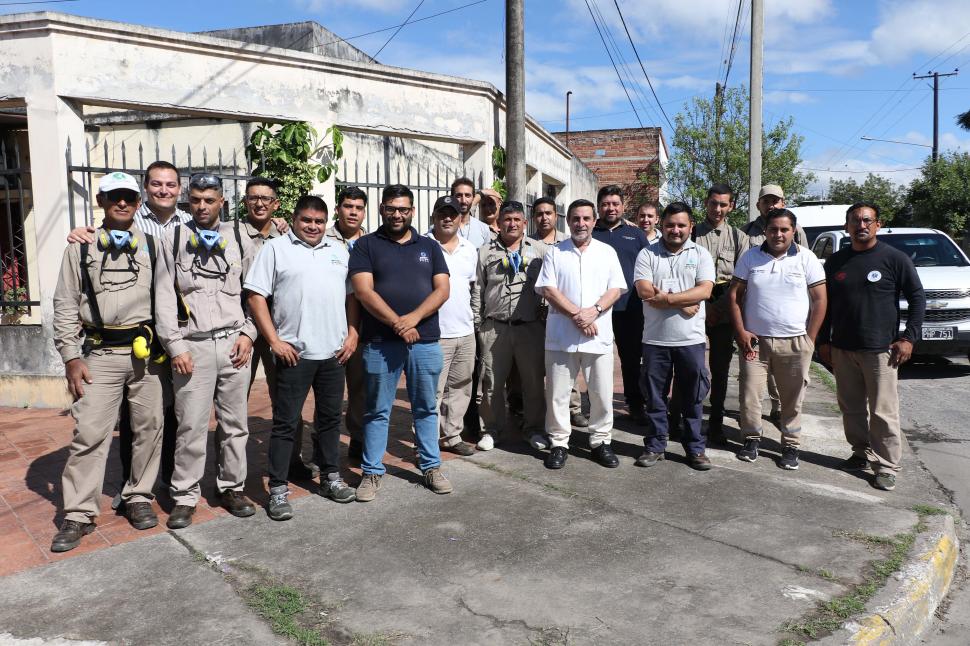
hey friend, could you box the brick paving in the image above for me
[0,377,463,576]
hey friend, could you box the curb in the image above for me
[820,513,959,646]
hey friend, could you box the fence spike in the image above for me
[103,141,109,168]
[171,144,177,165]
[218,148,223,174]
[187,146,192,172]
[155,140,160,164]
[120,141,127,169]
[85,139,91,166]
[202,146,208,172]
[138,141,144,170]
[13,137,22,169]
[233,149,238,173]
[61,138,68,172]
[0,139,7,170]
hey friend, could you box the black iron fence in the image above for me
[0,138,36,314]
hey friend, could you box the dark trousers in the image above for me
[706,323,735,418]
[613,305,645,410]
[119,398,176,487]
[641,342,710,456]
[268,357,344,488]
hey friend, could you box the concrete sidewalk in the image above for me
[0,358,958,645]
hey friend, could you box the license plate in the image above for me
[922,327,955,340]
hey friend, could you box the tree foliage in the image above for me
[666,85,814,224]
[827,174,905,223]
[905,152,970,235]
[246,122,343,218]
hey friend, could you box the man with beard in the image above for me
[451,177,492,249]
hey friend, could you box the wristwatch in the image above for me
[594,304,603,314]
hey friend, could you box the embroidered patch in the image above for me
[867,270,882,283]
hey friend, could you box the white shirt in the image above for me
[428,232,477,338]
[634,239,716,347]
[535,237,627,354]
[734,243,826,337]
[243,231,350,360]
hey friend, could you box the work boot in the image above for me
[442,441,477,456]
[124,501,158,530]
[423,468,453,495]
[221,490,256,518]
[688,453,713,471]
[356,474,382,502]
[635,451,665,467]
[166,505,195,529]
[50,519,94,553]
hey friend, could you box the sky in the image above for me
[6,0,970,195]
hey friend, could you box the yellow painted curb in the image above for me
[842,514,958,646]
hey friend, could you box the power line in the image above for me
[0,0,77,5]
[798,166,921,173]
[611,0,674,131]
[582,0,644,129]
[722,0,746,89]
[371,0,426,60]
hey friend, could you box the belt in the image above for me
[488,318,530,326]
[185,326,240,340]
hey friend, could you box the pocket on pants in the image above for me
[696,366,711,402]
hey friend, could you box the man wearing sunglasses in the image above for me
[51,172,164,551]
[155,173,259,528]
[349,184,452,502]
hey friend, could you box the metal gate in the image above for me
[0,138,36,315]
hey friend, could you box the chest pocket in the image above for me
[783,271,806,287]
[85,249,148,294]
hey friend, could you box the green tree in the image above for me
[666,85,814,225]
[246,122,343,218]
[906,152,970,235]
[827,173,905,223]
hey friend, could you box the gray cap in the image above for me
[758,184,784,200]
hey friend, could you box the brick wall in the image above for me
[553,127,664,213]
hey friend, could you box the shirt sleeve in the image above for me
[347,236,372,277]
[52,245,83,364]
[534,246,557,291]
[804,251,826,286]
[606,248,628,293]
[898,253,925,343]
[633,247,653,284]
[733,249,752,282]
[696,247,716,284]
[243,240,277,298]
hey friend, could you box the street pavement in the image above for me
[0,357,955,645]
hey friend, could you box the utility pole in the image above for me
[748,0,763,222]
[566,90,572,148]
[505,0,526,202]
[913,69,958,162]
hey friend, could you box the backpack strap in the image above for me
[145,233,157,321]
[171,225,190,324]
[79,242,104,329]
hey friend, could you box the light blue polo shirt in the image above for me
[244,231,351,360]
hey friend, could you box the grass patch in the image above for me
[913,504,949,517]
[246,583,329,646]
[810,362,837,394]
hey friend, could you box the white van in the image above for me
[788,203,850,246]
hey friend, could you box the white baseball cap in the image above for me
[98,171,140,194]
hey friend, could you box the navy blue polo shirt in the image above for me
[592,220,648,311]
[348,226,450,343]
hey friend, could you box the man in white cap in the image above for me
[51,172,165,551]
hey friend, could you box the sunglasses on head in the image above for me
[189,173,221,190]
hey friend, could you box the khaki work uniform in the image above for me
[53,227,163,524]
[693,219,749,422]
[325,223,367,445]
[155,221,257,506]
[472,237,548,439]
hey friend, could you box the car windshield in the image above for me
[837,233,969,267]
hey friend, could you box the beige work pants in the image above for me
[478,320,546,438]
[738,335,814,447]
[437,334,476,446]
[171,333,250,506]
[831,348,902,474]
[62,351,163,523]
[545,350,614,448]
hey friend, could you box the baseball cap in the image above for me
[433,195,460,214]
[99,171,140,194]
[758,184,784,200]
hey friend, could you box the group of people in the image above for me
[49,162,925,553]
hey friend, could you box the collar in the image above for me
[327,222,366,243]
[594,219,628,232]
[136,203,190,225]
[658,238,696,256]
[242,219,279,240]
[428,231,473,252]
[376,225,419,244]
[287,230,330,249]
[759,241,799,257]
[698,218,729,233]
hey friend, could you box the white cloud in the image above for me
[869,0,970,64]
[799,152,919,196]
[765,91,815,105]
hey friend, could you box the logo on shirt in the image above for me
[622,235,636,240]
[418,251,430,263]
[867,270,882,283]
[835,271,847,281]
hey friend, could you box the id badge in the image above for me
[660,278,679,293]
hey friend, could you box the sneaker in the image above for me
[267,485,293,521]
[779,446,799,470]
[424,468,453,494]
[528,433,551,450]
[839,454,870,472]
[356,474,382,502]
[442,441,477,456]
[737,438,760,462]
[320,477,356,503]
[635,451,665,467]
[873,472,897,491]
[477,433,495,451]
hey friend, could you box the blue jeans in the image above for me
[641,342,710,456]
[361,340,443,475]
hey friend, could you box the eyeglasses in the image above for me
[245,195,277,204]
[435,210,460,220]
[382,205,413,215]
[849,217,877,228]
[189,173,221,190]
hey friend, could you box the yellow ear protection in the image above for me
[98,230,139,252]
[500,251,530,273]
[188,229,227,252]
[131,325,168,364]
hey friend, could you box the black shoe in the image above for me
[442,441,477,456]
[591,443,619,468]
[166,504,195,529]
[124,501,158,530]
[688,453,713,471]
[707,414,726,445]
[737,438,760,462]
[348,438,363,460]
[779,447,799,470]
[635,451,665,467]
[839,454,870,471]
[545,446,568,469]
[221,490,256,518]
[50,519,95,552]
[570,411,590,428]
